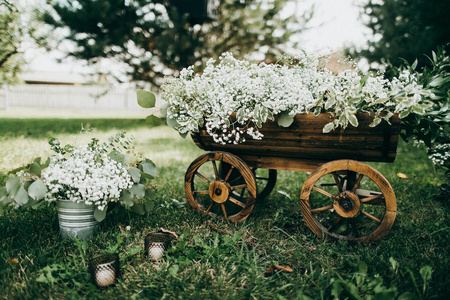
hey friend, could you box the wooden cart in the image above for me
[184,113,400,242]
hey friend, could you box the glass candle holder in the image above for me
[145,232,172,261]
[89,253,119,287]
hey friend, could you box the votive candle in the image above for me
[95,267,116,287]
[148,242,165,261]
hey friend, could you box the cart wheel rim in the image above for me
[185,152,257,222]
[300,159,397,242]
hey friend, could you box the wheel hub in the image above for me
[209,181,230,203]
[333,191,360,218]
[339,198,354,210]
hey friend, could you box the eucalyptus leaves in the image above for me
[139,51,434,145]
[0,132,156,221]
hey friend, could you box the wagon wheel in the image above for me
[300,160,396,242]
[253,168,277,201]
[185,152,257,222]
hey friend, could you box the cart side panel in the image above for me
[192,113,400,166]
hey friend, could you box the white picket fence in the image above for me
[0,84,150,114]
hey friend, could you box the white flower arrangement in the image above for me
[158,51,434,144]
[42,144,133,212]
[1,132,157,221]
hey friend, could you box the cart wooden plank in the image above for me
[192,113,400,171]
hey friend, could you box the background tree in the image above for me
[351,0,450,179]
[0,1,25,85]
[42,0,312,86]
[352,0,450,69]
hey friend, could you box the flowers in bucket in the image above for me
[0,132,156,221]
[138,51,434,145]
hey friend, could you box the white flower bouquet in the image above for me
[0,132,157,221]
[138,51,434,145]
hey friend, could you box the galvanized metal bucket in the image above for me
[57,200,100,241]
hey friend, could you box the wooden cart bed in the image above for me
[191,113,401,171]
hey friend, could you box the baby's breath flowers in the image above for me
[429,143,450,170]
[161,51,433,145]
[42,144,133,211]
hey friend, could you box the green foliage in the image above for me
[395,47,450,174]
[0,0,48,85]
[0,1,24,84]
[35,239,92,288]
[136,90,156,109]
[328,260,435,299]
[277,111,295,128]
[352,0,450,69]
[1,157,49,213]
[42,0,312,85]
[27,180,47,201]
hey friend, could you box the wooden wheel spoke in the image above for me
[229,197,246,208]
[361,210,381,223]
[224,166,235,182]
[351,174,364,193]
[311,204,334,214]
[204,202,214,214]
[332,172,343,192]
[231,187,247,200]
[356,189,381,197]
[196,172,211,184]
[320,183,337,187]
[211,161,219,180]
[360,193,385,206]
[221,204,228,219]
[231,183,247,191]
[229,174,243,185]
[194,190,209,195]
[312,186,335,199]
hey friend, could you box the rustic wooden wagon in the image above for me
[184,113,401,242]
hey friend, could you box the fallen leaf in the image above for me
[158,228,179,240]
[265,264,294,275]
[397,173,408,180]
[7,258,19,265]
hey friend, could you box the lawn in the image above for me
[0,118,448,299]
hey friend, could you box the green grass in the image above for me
[0,118,448,299]
[0,118,151,138]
